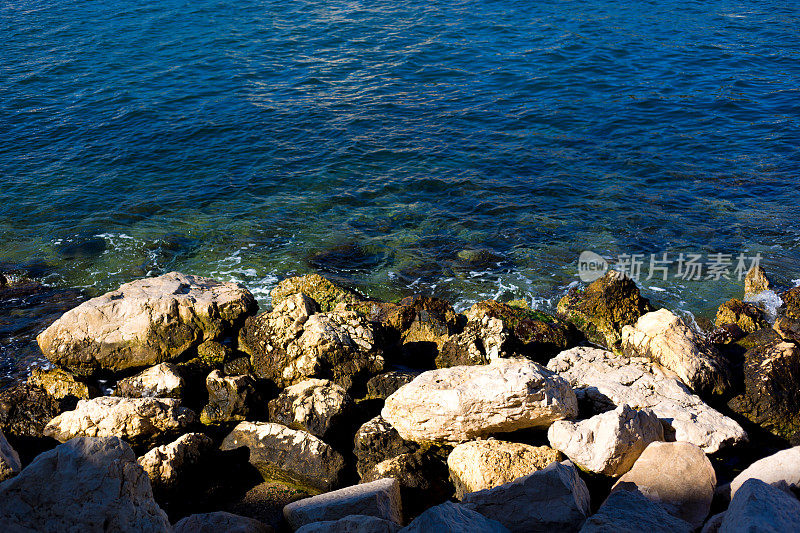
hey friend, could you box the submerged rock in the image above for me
[610,441,715,529]
[557,271,653,350]
[447,439,561,499]
[548,347,746,453]
[461,460,591,533]
[115,362,185,399]
[220,421,345,493]
[0,428,21,481]
[548,404,663,477]
[621,309,731,396]
[728,339,800,442]
[268,378,355,440]
[37,272,256,376]
[240,293,384,391]
[382,358,577,444]
[0,436,171,531]
[43,396,195,447]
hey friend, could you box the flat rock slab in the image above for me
[0,436,171,532]
[400,501,510,533]
[43,396,196,447]
[174,511,273,533]
[611,441,715,529]
[718,478,800,532]
[580,489,692,533]
[382,358,577,444]
[462,460,591,533]
[221,421,345,493]
[547,347,747,453]
[548,404,663,477]
[37,272,256,376]
[283,478,402,530]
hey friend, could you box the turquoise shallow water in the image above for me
[1,0,800,380]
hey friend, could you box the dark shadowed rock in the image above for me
[773,315,800,344]
[0,382,63,438]
[400,501,510,533]
[580,489,692,533]
[200,370,259,425]
[296,515,401,533]
[365,371,419,401]
[354,416,419,479]
[0,428,21,481]
[174,511,273,533]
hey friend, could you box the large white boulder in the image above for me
[447,439,561,499]
[0,437,171,531]
[43,396,196,447]
[729,445,800,498]
[382,358,577,444]
[547,347,746,453]
[719,478,800,532]
[548,404,663,476]
[37,272,256,376]
[116,363,184,399]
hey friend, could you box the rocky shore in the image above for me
[1,268,800,531]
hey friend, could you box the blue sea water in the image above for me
[1,0,799,379]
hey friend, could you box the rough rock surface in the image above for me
[715,299,767,334]
[174,511,273,533]
[400,501,510,533]
[283,478,402,530]
[200,370,257,425]
[296,515,400,533]
[580,488,692,533]
[138,432,214,491]
[365,371,419,401]
[729,446,800,498]
[744,266,771,297]
[382,358,577,444]
[557,270,653,349]
[27,366,92,401]
[773,315,800,344]
[354,416,418,479]
[0,382,61,438]
[461,460,591,533]
[611,441,715,529]
[240,293,384,391]
[115,362,184,398]
[0,436,171,531]
[548,404,663,477]
[621,309,731,395]
[548,347,747,453]
[196,339,231,366]
[270,274,363,312]
[37,272,256,376]
[447,439,561,499]
[728,339,800,442]
[268,378,355,439]
[220,421,345,492]
[437,301,577,367]
[718,478,800,532]
[783,286,800,319]
[43,396,196,447]
[0,428,21,481]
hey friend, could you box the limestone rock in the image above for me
[268,378,355,440]
[548,347,747,453]
[365,371,419,401]
[580,489,692,533]
[744,265,770,298]
[27,367,93,401]
[382,358,577,444]
[715,299,767,334]
[0,382,62,438]
[728,339,800,442]
[196,339,231,366]
[0,436,171,531]
[138,432,214,491]
[621,309,731,396]
[115,362,184,398]
[220,421,345,492]
[773,315,800,344]
[400,501,510,533]
[200,370,258,425]
[43,396,196,447]
[462,460,591,533]
[271,274,363,312]
[37,272,257,376]
[783,286,800,319]
[296,515,401,533]
[240,293,384,391]
[437,301,577,367]
[611,441,715,528]
[557,270,653,350]
[447,439,561,499]
[729,446,800,498]
[174,511,273,533]
[354,416,418,479]
[548,404,663,477]
[284,478,402,530]
[0,428,21,481]
[719,478,800,532]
